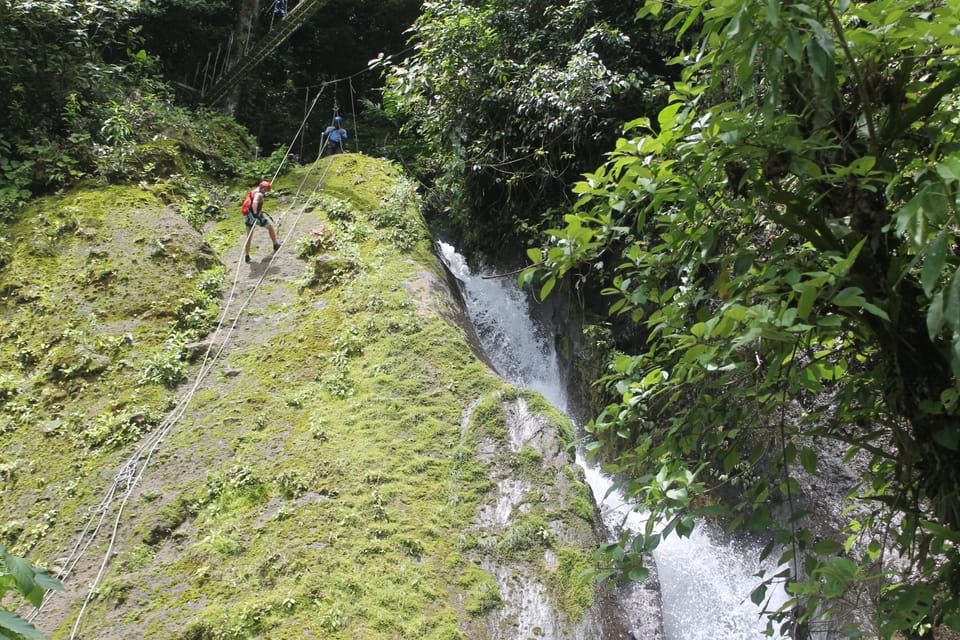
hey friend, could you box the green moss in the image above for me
[3,154,595,640]
[0,183,213,557]
[568,495,596,522]
[483,512,553,560]
[549,547,595,619]
[136,492,200,546]
[516,443,544,471]
[520,389,576,444]
[457,564,502,617]
[107,158,502,638]
[467,393,509,440]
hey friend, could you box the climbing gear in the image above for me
[259,180,272,191]
[333,115,343,126]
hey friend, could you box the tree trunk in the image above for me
[225,0,262,115]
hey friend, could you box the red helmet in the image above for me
[259,180,272,191]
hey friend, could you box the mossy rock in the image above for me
[4,154,624,640]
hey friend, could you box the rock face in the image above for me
[435,255,665,639]
[460,393,628,639]
[2,154,663,639]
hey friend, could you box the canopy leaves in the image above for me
[530,0,960,635]
[384,0,671,259]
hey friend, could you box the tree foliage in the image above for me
[0,546,63,640]
[384,0,671,260]
[528,0,960,636]
[0,0,142,209]
[0,0,277,219]
[134,0,422,160]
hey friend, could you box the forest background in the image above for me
[2,0,960,638]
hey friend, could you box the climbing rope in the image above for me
[348,78,359,153]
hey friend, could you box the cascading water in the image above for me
[439,241,788,640]
[438,243,567,410]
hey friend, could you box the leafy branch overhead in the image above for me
[528,0,960,636]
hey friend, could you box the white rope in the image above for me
[349,77,359,153]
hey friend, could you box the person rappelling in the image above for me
[322,115,348,156]
[241,180,281,263]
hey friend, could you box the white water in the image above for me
[581,464,789,640]
[439,243,568,411]
[439,241,788,640]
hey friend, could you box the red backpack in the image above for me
[240,188,258,215]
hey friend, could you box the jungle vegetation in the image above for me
[3,0,960,638]
[385,0,960,637]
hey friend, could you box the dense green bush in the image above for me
[0,1,266,221]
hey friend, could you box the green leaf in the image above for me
[785,28,804,63]
[628,566,650,581]
[936,155,960,183]
[723,445,742,473]
[920,520,960,542]
[945,268,960,333]
[658,102,683,130]
[539,276,556,300]
[861,302,890,321]
[927,291,944,339]
[894,190,925,246]
[820,556,858,580]
[944,612,960,631]
[643,0,664,17]
[818,314,842,328]
[830,238,867,276]
[1,552,36,598]
[879,583,935,635]
[832,287,866,307]
[765,0,780,24]
[674,4,703,38]
[848,156,876,175]
[666,487,688,502]
[726,6,743,37]
[0,611,44,639]
[806,37,830,80]
[796,282,818,320]
[813,539,844,555]
[800,446,817,474]
[783,442,797,465]
[932,425,960,451]
[922,231,949,297]
[751,583,768,605]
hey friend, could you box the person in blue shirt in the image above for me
[322,116,348,156]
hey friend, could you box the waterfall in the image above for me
[439,241,788,640]
[438,243,568,412]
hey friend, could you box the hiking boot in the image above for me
[244,254,251,263]
[273,243,281,252]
